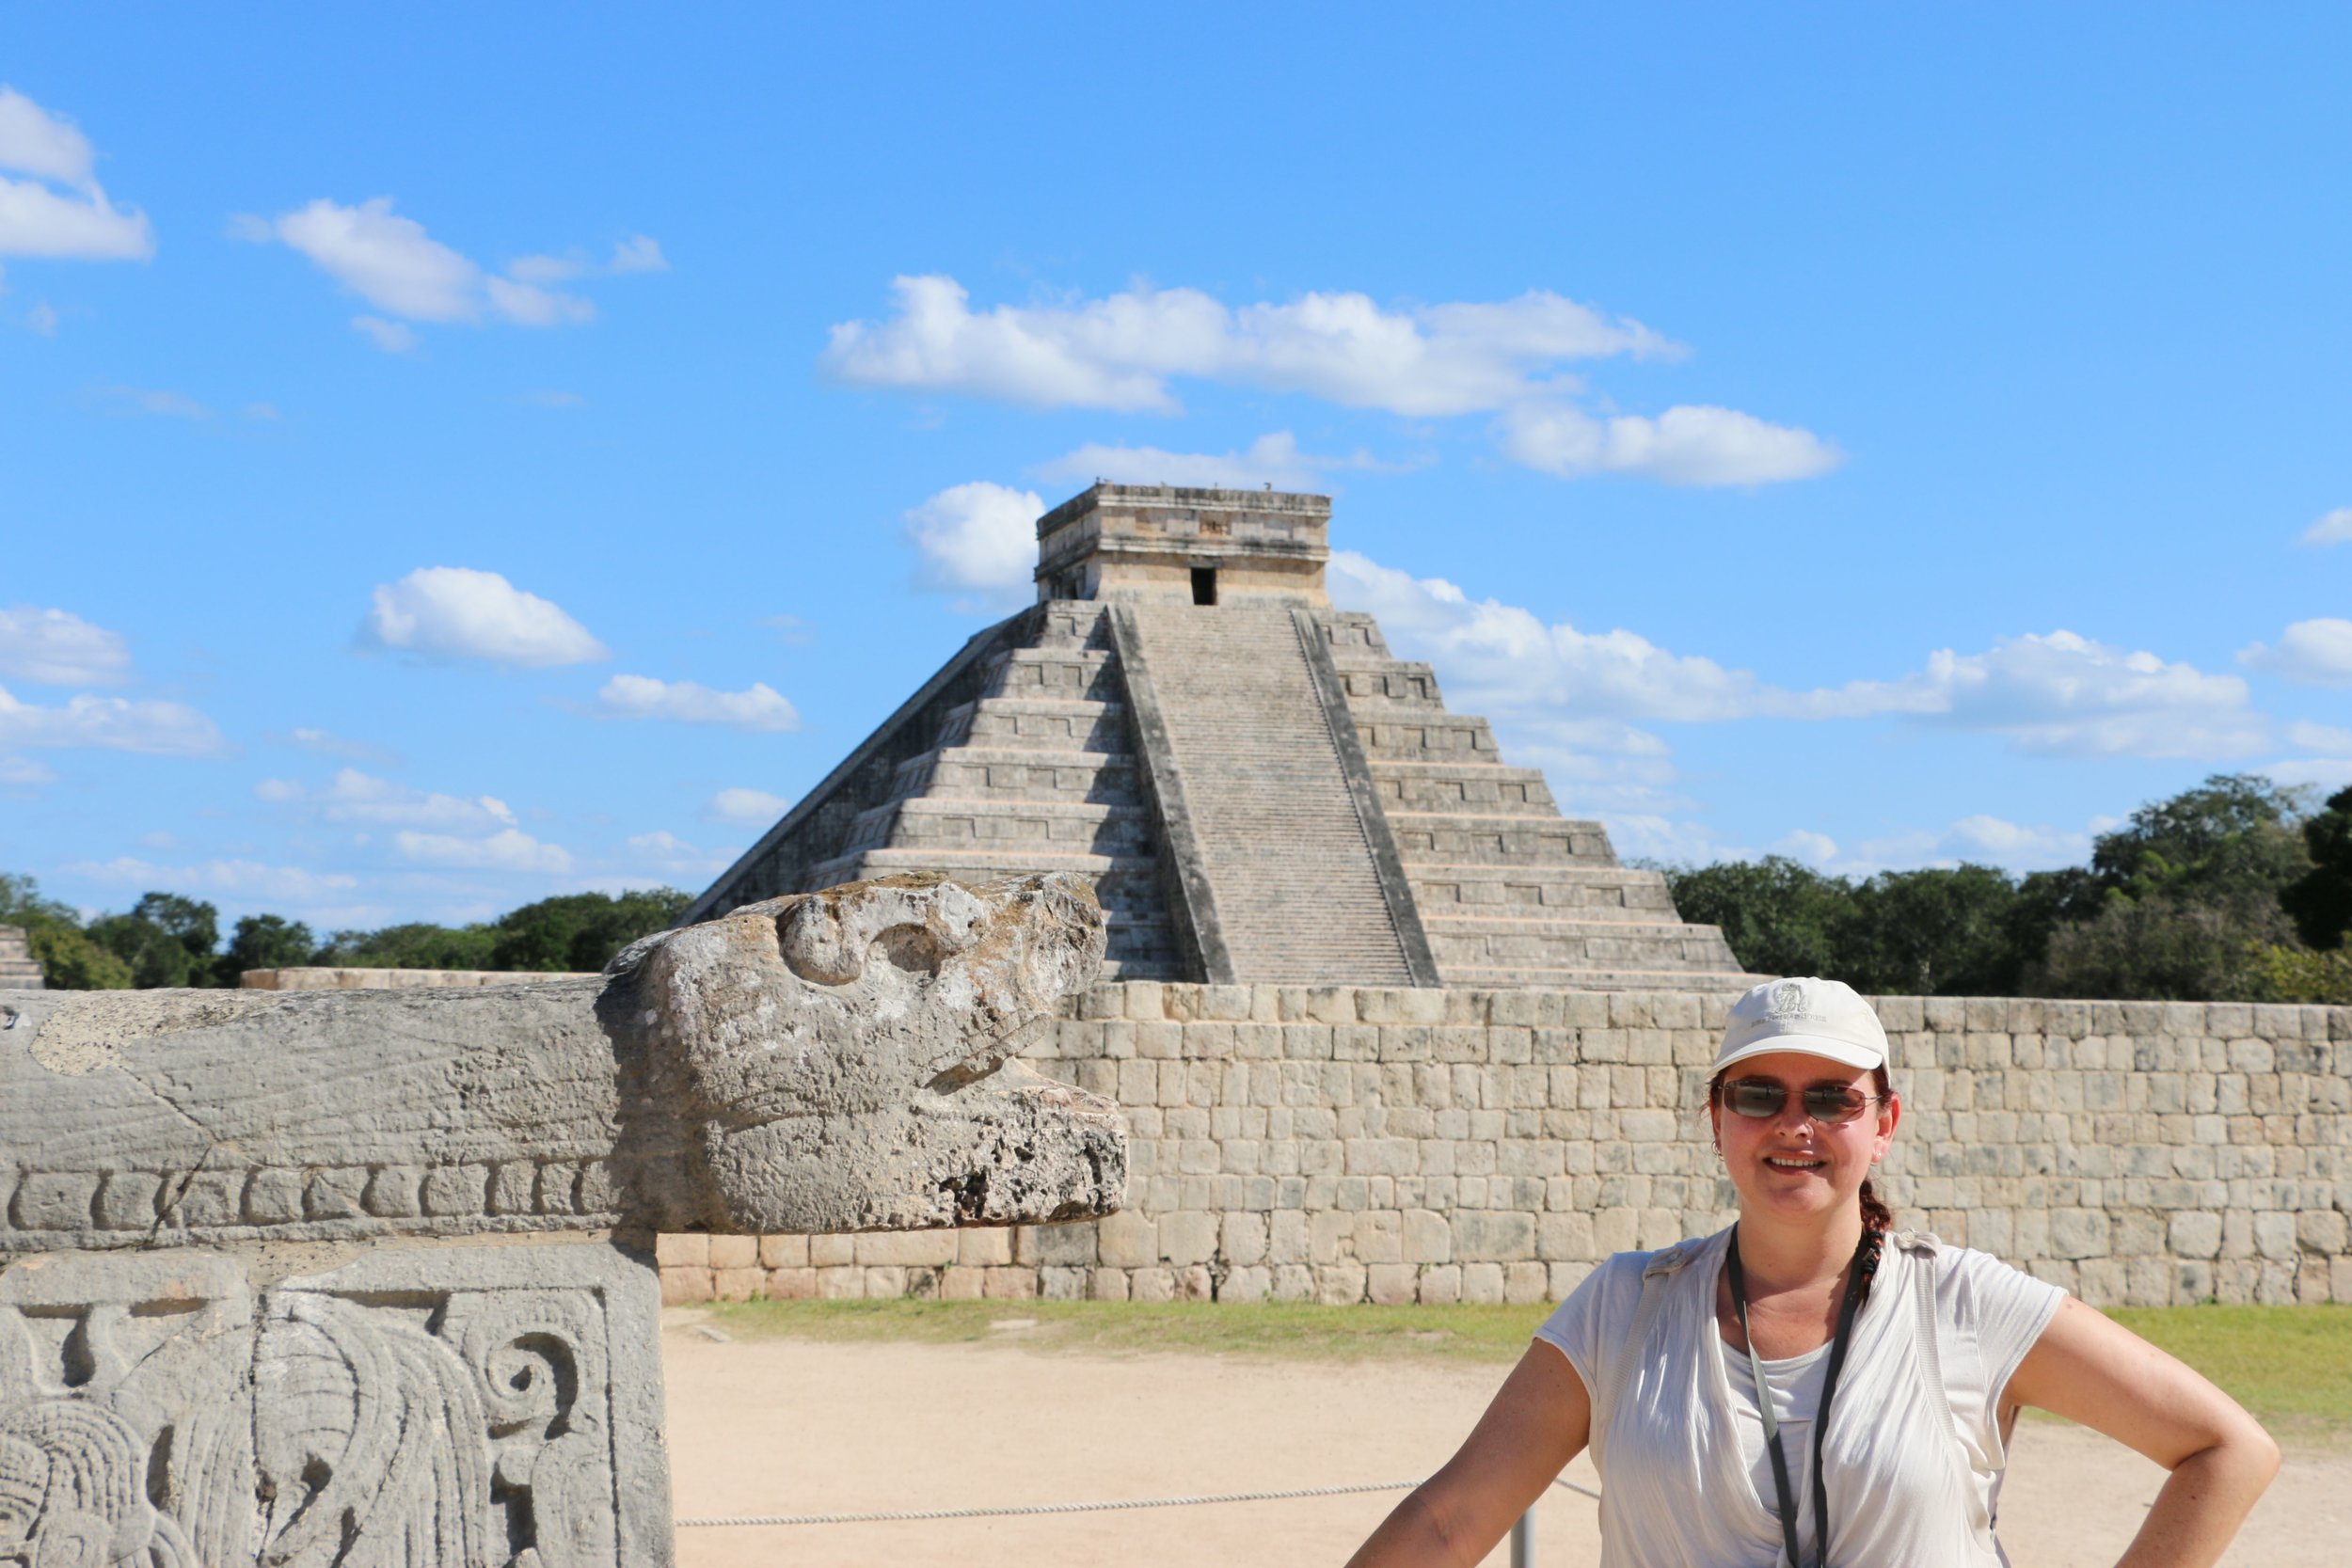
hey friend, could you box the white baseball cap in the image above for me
[1714,976,1888,1075]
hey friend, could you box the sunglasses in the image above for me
[1721,1078,1885,1126]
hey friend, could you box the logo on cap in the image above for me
[1765,979,1815,1022]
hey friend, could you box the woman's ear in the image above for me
[1873,1090,1902,1160]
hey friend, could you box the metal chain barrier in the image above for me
[676,1474,1599,1530]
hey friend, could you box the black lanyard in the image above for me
[1724,1225,1882,1568]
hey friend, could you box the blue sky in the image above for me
[5,7,2349,933]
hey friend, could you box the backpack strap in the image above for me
[1589,1236,1707,1472]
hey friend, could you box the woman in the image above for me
[1348,975,2279,1568]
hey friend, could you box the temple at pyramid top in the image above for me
[686,483,1753,990]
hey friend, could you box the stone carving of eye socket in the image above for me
[774,879,987,987]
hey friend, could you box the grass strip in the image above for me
[705,1297,2352,1440]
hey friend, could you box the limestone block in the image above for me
[817,1265,866,1299]
[2169,1212,2223,1259]
[708,1234,760,1270]
[1159,1210,1219,1266]
[982,1267,1041,1300]
[1503,1261,1549,1305]
[655,1232,710,1268]
[661,1266,714,1306]
[2253,1211,2297,1260]
[956,1228,1014,1266]
[760,1233,809,1268]
[1222,1211,1269,1266]
[1093,1209,1158,1268]
[1452,1212,1535,1263]
[1460,1262,1505,1305]
[765,1266,818,1299]
[0,1242,670,1567]
[1315,1263,1368,1305]
[940,1266,987,1301]
[1420,1265,1462,1304]
[860,1230,961,1267]
[715,1265,765,1301]
[1222,1265,1271,1303]
[1367,1263,1418,1305]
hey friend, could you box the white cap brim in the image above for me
[1714,1033,1884,1075]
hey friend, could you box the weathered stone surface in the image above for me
[0,871,1124,1251]
[0,872,1129,1567]
[710,983,2352,1308]
[0,1240,664,1568]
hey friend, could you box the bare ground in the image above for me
[662,1311,2348,1567]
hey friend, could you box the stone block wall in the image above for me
[659,984,2352,1309]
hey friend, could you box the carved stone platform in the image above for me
[0,872,1125,1566]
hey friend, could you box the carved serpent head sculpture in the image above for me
[0,872,1125,1252]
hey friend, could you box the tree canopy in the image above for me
[1659,774,2345,1003]
[1,878,692,990]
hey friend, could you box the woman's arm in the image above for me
[1344,1342,1590,1567]
[2005,1296,2280,1568]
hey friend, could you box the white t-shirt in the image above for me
[1534,1227,2063,1568]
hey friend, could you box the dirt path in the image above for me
[662,1313,2346,1566]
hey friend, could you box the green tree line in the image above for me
[1661,775,2352,1003]
[0,877,692,990]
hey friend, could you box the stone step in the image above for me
[1426,916,1744,971]
[818,847,1167,911]
[893,745,1142,806]
[1354,713,1502,761]
[1406,863,1688,918]
[846,796,1153,857]
[981,645,1121,702]
[1440,962,1758,992]
[1368,760,1559,815]
[1330,662,1440,705]
[1031,602,1112,650]
[1386,811,1619,865]
[1122,604,1416,987]
[955,696,1128,752]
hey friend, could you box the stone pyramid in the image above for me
[0,927,44,990]
[686,485,1752,990]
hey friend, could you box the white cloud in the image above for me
[2238,618,2352,688]
[1908,632,2262,757]
[360,566,609,668]
[244,198,646,345]
[395,828,572,873]
[624,830,739,878]
[2265,757,2352,791]
[1036,432,1345,491]
[1499,402,1842,486]
[1331,552,2263,759]
[259,768,516,832]
[264,198,482,320]
[2297,507,2352,546]
[826,275,1838,488]
[904,482,1042,599]
[0,754,56,785]
[0,88,151,261]
[64,855,358,903]
[0,87,97,185]
[596,675,800,731]
[351,315,417,353]
[2289,721,2352,753]
[823,276,1672,417]
[98,384,210,420]
[0,684,223,755]
[609,234,667,274]
[1772,830,1841,864]
[286,726,401,767]
[703,786,791,824]
[0,606,131,685]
